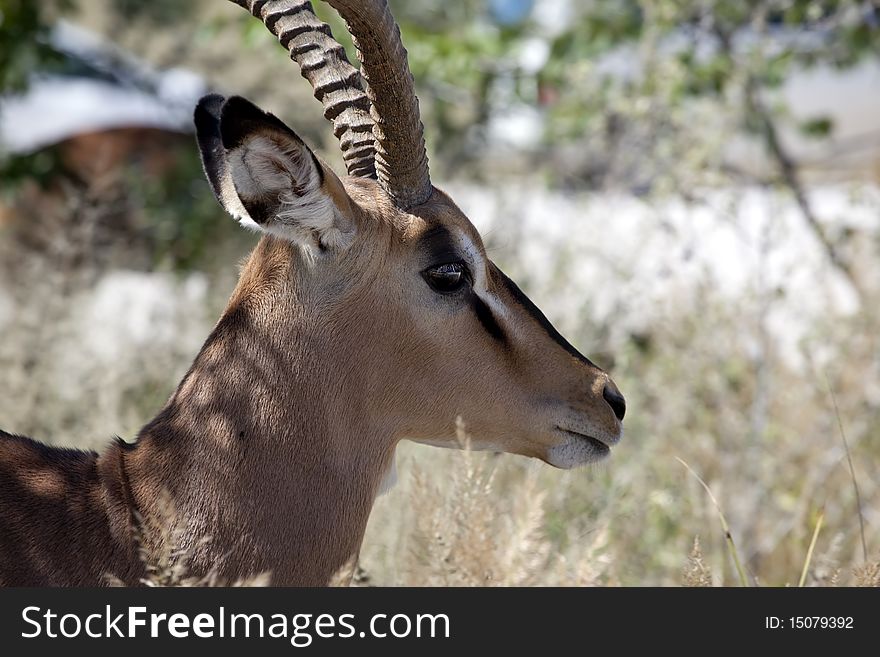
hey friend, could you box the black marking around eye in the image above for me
[494,266,598,368]
[419,224,460,265]
[419,224,506,343]
[473,295,506,343]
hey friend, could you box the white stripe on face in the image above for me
[450,229,511,323]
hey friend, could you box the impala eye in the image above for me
[423,262,468,294]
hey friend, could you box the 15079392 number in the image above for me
[790,617,853,629]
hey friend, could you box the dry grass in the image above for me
[683,537,713,587]
[852,560,880,587]
[105,494,271,588]
[1,184,878,587]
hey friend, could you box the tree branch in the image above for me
[744,82,863,302]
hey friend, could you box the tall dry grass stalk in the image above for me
[358,421,613,586]
[105,493,270,587]
[798,508,824,587]
[401,421,550,585]
[827,377,868,564]
[852,560,880,587]
[393,456,608,586]
[683,536,714,587]
[675,457,749,586]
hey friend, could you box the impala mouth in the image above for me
[545,426,615,469]
[555,427,613,455]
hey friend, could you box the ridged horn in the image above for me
[323,0,433,209]
[228,0,376,178]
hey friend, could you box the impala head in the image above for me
[197,0,625,469]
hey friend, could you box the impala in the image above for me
[0,0,625,586]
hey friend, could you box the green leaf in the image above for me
[799,116,834,139]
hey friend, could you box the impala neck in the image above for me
[119,237,395,585]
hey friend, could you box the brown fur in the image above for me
[0,159,623,586]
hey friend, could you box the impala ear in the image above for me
[195,94,355,252]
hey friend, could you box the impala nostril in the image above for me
[602,383,626,421]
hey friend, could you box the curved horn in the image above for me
[324,0,432,209]
[229,0,376,178]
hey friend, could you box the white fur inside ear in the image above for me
[216,164,261,231]
[227,134,352,251]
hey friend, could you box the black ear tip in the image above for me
[218,96,300,150]
[194,93,226,123]
[220,95,270,125]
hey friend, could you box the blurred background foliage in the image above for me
[0,0,878,585]
[4,1,878,172]
[1,0,878,271]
